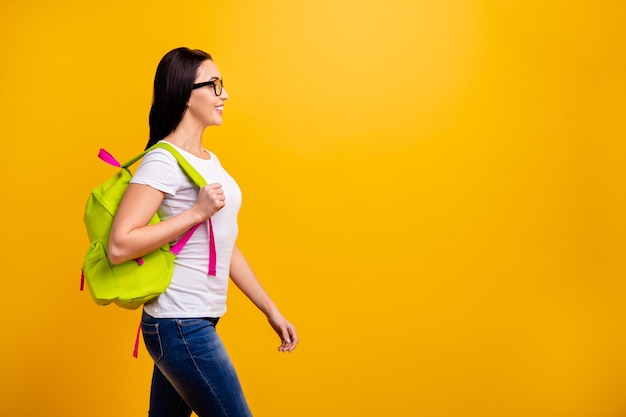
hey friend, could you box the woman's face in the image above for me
[187,59,229,127]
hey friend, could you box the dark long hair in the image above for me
[146,47,212,149]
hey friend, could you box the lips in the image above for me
[215,105,224,112]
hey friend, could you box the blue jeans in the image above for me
[141,311,253,417]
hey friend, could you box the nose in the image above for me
[220,88,229,100]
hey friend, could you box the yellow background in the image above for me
[1,1,625,416]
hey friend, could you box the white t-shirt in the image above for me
[130,141,242,318]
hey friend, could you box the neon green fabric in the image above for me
[81,142,207,310]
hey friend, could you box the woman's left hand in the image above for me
[268,313,298,352]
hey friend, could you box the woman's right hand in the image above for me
[193,183,226,220]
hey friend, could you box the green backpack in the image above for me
[81,142,215,310]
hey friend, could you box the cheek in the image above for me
[189,95,212,112]
[201,94,219,109]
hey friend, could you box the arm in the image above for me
[229,245,298,352]
[108,182,224,264]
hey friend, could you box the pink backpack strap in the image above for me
[208,219,216,276]
[170,223,202,255]
[133,321,141,358]
[98,149,122,167]
[170,220,217,276]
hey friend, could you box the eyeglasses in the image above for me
[192,78,224,96]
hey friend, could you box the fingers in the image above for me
[277,323,298,353]
[206,183,226,208]
[196,183,225,218]
[278,333,291,352]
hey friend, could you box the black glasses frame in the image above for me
[192,78,224,96]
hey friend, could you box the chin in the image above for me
[206,119,223,127]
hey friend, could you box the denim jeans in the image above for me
[141,311,253,417]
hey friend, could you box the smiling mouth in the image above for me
[215,105,224,111]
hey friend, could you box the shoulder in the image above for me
[131,148,188,193]
[137,148,186,176]
[143,148,178,165]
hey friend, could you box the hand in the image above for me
[193,183,225,220]
[268,313,298,353]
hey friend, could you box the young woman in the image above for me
[109,47,298,417]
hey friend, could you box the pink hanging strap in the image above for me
[168,221,216,276]
[133,321,141,358]
[208,219,216,276]
[170,223,202,255]
[98,149,121,167]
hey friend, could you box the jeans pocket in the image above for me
[141,321,164,363]
[176,318,226,360]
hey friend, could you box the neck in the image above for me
[164,120,207,157]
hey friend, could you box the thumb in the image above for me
[280,327,291,344]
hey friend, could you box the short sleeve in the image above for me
[130,149,187,195]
